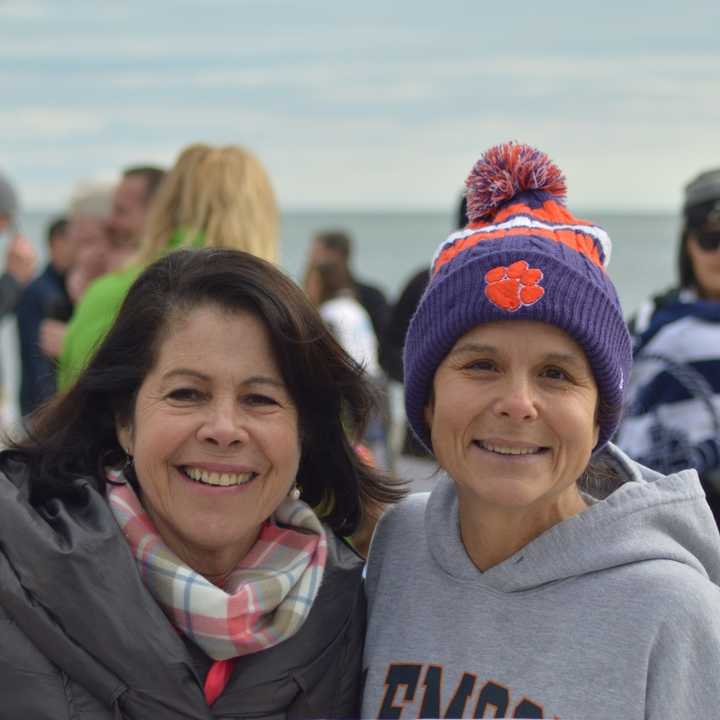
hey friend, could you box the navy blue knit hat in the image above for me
[404,142,632,452]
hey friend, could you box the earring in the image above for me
[289,484,301,501]
[122,448,134,474]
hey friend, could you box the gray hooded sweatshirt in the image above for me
[362,444,720,719]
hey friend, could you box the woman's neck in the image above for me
[143,502,262,589]
[456,487,586,572]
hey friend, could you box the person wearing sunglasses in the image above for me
[617,167,720,525]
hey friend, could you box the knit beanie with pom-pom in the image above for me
[404,141,631,453]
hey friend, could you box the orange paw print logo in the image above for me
[484,260,545,311]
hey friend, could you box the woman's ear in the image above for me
[115,419,133,456]
[592,402,601,449]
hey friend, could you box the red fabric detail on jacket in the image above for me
[204,658,234,705]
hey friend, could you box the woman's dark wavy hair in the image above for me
[11,248,402,535]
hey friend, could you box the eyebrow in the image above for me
[160,368,286,388]
[244,375,286,389]
[449,343,497,357]
[543,352,586,367]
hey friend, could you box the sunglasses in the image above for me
[695,231,720,252]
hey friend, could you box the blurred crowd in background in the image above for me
[2,150,720,497]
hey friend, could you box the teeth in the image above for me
[184,467,254,486]
[480,442,540,456]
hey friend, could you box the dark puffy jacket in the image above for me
[0,453,365,719]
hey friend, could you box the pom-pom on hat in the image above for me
[404,141,632,453]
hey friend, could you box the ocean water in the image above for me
[1,209,680,423]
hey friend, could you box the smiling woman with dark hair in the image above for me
[0,248,401,719]
[361,143,720,720]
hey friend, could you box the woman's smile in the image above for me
[472,438,548,458]
[178,464,258,489]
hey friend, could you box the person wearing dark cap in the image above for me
[362,142,720,719]
[617,167,720,525]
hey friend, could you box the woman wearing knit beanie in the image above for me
[361,142,720,719]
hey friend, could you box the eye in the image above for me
[244,393,279,407]
[541,365,571,382]
[463,358,497,372]
[166,387,204,402]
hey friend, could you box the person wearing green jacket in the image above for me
[58,143,279,389]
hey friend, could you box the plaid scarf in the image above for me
[108,475,327,660]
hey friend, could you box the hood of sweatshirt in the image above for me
[426,444,720,593]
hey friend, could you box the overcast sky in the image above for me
[1,0,718,211]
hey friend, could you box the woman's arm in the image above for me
[0,612,70,720]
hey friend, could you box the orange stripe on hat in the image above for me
[433,222,604,274]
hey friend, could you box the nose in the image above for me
[491,376,538,422]
[197,400,248,447]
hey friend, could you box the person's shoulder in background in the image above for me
[354,278,389,338]
[379,266,429,383]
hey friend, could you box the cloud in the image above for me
[2,89,717,211]
[0,107,106,139]
[0,0,51,20]
[2,2,719,210]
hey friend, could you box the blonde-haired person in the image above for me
[136,144,278,266]
[57,143,279,390]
